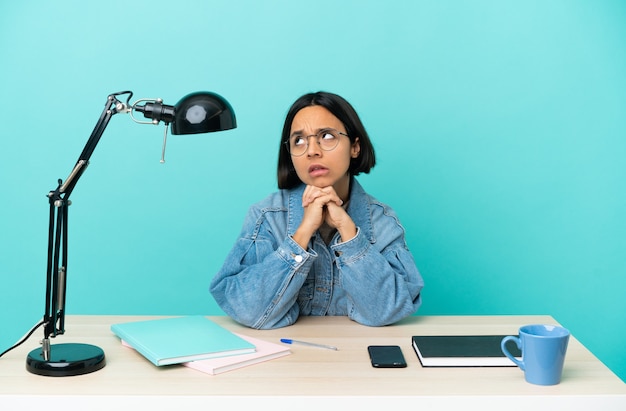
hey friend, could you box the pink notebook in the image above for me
[183,333,291,375]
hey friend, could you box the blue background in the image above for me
[1,1,624,382]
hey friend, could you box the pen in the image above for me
[280,338,338,351]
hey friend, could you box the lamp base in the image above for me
[26,343,106,377]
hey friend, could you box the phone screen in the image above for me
[367,345,407,368]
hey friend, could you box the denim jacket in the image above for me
[209,178,424,329]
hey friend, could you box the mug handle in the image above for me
[501,336,525,370]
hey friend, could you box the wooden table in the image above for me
[1,315,624,410]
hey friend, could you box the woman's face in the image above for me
[289,105,360,196]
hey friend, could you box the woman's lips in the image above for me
[308,165,329,177]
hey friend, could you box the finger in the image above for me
[318,186,343,206]
[302,185,318,207]
[302,186,330,207]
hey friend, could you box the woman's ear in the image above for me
[351,137,361,158]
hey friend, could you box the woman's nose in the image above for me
[306,136,322,156]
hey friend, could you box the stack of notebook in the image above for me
[111,315,290,375]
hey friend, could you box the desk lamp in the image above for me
[25,90,236,377]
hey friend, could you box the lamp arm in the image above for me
[60,91,132,198]
[41,91,132,348]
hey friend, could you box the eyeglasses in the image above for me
[286,128,348,157]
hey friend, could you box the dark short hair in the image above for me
[277,91,376,189]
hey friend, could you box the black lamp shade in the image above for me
[171,91,236,135]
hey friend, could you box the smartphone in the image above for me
[367,345,407,368]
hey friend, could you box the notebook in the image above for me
[111,315,256,366]
[183,334,291,375]
[412,335,522,367]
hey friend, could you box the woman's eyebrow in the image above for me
[290,127,334,137]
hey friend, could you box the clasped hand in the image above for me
[295,185,356,246]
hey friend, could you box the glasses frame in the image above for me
[285,128,349,157]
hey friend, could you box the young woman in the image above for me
[210,91,424,329]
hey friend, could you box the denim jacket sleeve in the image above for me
[209,202,317,329]
[331,201,424,326]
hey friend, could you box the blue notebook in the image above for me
[111,316,256,366]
